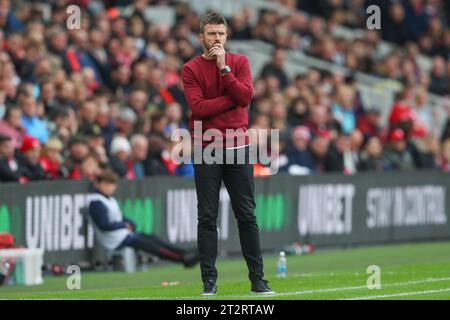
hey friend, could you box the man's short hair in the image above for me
[199,12,228,34]
[95,170,118,184]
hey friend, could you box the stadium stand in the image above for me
[0,0,449,183]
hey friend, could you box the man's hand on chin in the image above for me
[209,43,226,70]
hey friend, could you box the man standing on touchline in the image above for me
[182,12,273,295]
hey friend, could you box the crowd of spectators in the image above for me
[0,0,449,183]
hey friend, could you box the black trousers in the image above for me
[193,146,264,282]
[124,233,185,263]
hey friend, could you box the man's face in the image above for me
[200,24,227,52]
[336,136,351,153]
[7,109,22,129]
[128,90,148,113]
[25,146,41,165]
[132,140,148,161]
[70,143,89,161]
[20,95,37,117]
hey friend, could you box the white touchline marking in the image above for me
[343,288,450,300]
[172,277,450,300]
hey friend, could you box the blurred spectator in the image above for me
[39,137,65,179]
[411,134,439,170]
[284,125,315,174]
[356,106,382,140]
[17,135,46,181]
[109,135,132,178]
[382,128,416,171]
[437,139,450,172]
[411,86,434,135]
[115,107,137,138]
[287,96,310,127]
[127,84,150,130]
[174,137,194,177]
[18,84,49,143]
[95,103,116,149]
[309,133,330,172]
[429,56,449,95]
[164,102,186,137]
[144,134,170,176]
[305,105,331,137]
[229,11,252,40]
[78,99,99,136]
[358,136,390,171]
[0,105,23,149]
[128,133,148,179]
[80,152,102,181]
[48,107,74,146]
[149,110,168,139]
[331,85,356,134]
[0,0,23,35]
[260,48,289,89]
[63,135,90,179]
[324,132,357,174]
[382,2,412,45]
[0,133,20,182]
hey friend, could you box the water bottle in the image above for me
[122,248,137,273]
[276,251,287,278]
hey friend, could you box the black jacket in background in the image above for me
[324,145,344,173]
[0,157,20,182]
[16,155,46,181]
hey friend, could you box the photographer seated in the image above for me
[88,170,199,268]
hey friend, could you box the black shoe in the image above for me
[201,279,217,296]
[182,251,200,268]
[251,279,274,294]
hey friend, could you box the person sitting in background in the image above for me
[39,137,65,179]
[381,128,416,171]
[324,132,356,174]
[309,133,330,173]
[331,85,356,135]
[0,134,20,182]
[63,135,90,179]
[109,135,131,178]
[174,138,194,177]
[410,129,439,170]
[144,134,171,176]
[77,99,99,136]
[17,135,46,181]
[284,126,315,175]
[78,152,102,181]
[358,136,391,171]
[437,139,450,172]
[0,106,24,149]
[128,134,148,179]
[260,48,289,89]
[88,170,199,267]
[47,107,74,146]
[18,84,49,144]
[356,107,382,140]
[115,108,137,139]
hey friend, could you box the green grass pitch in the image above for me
[1,241,450,300]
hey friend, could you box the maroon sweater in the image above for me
[182,52,253,147]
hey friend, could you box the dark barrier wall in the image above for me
[0,171,449,265]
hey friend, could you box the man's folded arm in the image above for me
[182,65,235,119]
[222,56,254,107]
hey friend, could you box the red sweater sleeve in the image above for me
[182,65,235,119]
[221,56,254,107]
